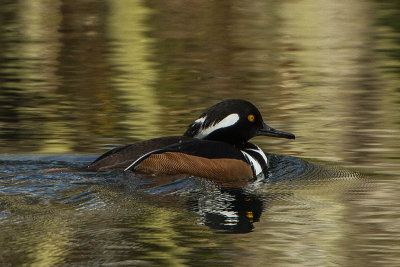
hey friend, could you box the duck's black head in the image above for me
[183,99,295,146]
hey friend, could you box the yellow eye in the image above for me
[248,114,255,122]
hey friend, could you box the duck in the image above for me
[81,99,295,181]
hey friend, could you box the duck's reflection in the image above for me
[188,187,264,233]
[124,173,266,233]
[183,154,314,233]
[119,153,321,233]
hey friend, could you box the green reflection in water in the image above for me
[273,0,382,162]
[232,182,354,266]
[107,0,162,141]
[0,187,238,266]
[0,0,64,153]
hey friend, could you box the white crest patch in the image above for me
[194,116,206,124]
[194,113,239,139]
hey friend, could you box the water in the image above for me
[1,0,400,266]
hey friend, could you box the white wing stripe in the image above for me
[124,148,163,171]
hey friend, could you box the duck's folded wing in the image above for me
[86,136,193,171]
[125,140,254,181]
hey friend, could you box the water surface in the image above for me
[1,0,400,266]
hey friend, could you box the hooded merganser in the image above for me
[81,99,295,181]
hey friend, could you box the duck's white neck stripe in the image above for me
[241,151,262,176]
[194,113,239,139]
[245,145,268,167]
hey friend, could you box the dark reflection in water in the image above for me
[1,0,400,266]
[191,187,264,234]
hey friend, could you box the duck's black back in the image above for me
[86,136,193,171]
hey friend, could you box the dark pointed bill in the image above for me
[257,123,295,139]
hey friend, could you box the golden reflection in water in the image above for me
[271,0,379,162]
[246,0,400,176]
[0,195,73,266]
[235,184,353,266]
[131,207,189,266]
[28,222,72,267]
[1,190,232,266]
[0,0,65,153]
[107,0,162,140]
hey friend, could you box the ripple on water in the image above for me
[0,153,371,233]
